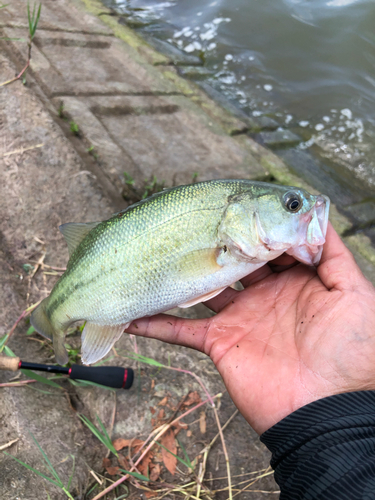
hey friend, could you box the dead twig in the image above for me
[4,300,42,346]
[0,438,19,451]
[230,468,275,499]
[213,404,233,500]
[92,393,222,500]
[196,409,238,498]
[0,2,41,87]
[2,143,44,157]
[0,379,36,388]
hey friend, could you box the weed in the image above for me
[22,263,35,274]
[192,172,199,183]
[4,433,75,499]
[63,343,81,364]
[26,325,35,335]
[79,414,118,457]
[27,1,42,42]
[0,2,42,87]
[123,171,135,186]
[57,100,65,119]
[0,4,10,9]
[142,175,164,199]
[87,145,98,159]
[70,121,79,136]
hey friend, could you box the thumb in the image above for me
[318,222,366,291]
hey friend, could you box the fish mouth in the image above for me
[287,194,330,266]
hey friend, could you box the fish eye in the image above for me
[284,192,302,212]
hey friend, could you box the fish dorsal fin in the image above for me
[81,322,130,365]
[59,221,100,256]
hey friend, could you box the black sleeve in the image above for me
[260,391,375,500]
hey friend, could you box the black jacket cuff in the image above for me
[260,391,375,499]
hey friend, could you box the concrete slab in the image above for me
[345,200,375,225]
[0,53,276,499]
[1,0,113,34]
[258,129,301,149]
[4,28,178,96]
[57,94,266,189]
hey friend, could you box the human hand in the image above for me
[127,224,375,434]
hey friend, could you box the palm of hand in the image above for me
[128,225,375,434]
[205,265,374,434]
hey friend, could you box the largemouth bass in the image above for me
[31,179,330,365]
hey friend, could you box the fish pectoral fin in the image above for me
[81,322,130,365]
[176,248,222,280]
[178,287,227,308]
[59,221,101,256]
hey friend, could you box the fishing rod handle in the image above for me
[0,355,20,371]
[69,364,134,389]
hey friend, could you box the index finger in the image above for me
[126,314,211,353]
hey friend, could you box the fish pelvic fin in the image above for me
[30,298,69,365]
[81,323,130,365]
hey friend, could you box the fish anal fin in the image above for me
[59,221,101,256]
[178,286,227,308]
[81,322,130,365]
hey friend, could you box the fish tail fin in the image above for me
[31,298,69,365]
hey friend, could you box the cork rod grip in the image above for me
[0,355,20,371]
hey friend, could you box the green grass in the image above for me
[156,440,193,472]
[70,121,79,136]
[27,1,42,41]
[142,175,164,199]
[123,172,135,186]
[4,433,75,499]
[57,100,65,118]
[0,333,8,352]
[79,414,118,457]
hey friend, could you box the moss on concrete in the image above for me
[78,0,169,65]
[345,233,375,267]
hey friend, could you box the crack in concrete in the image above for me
[50,91,184,98]
[0,23,115,36]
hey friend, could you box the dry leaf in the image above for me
[172,421,188,436]
[149,463,161,482]
[112,438,144,451]
[187,430,192,437]
[149,406,156,415]
[145,492,159,498]
[183,391,201,407]
[106,465,120,476]
[118,454,130,470]
[102,457,120,476]
[200,411,206,434]
[160,429,177,475]
[138,452,152,477]
[158,409,165,420]
[151,379,155,390]
[158,396,168,406]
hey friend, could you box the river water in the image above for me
[105,0,375,190]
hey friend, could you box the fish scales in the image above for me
[31,179,330,365]
[49,181,243,324]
